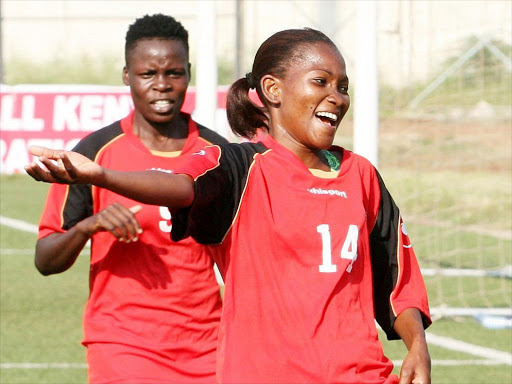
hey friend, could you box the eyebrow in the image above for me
[316,69,349,82]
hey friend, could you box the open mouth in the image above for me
[152,99,174,113]
[315,111,338,127]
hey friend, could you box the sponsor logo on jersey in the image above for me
[148,167,174,174]
[307,188,347,198]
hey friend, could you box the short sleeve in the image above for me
[171,142,266,245]
[370,171,431,339]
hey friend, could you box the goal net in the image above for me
[375,29,511,319]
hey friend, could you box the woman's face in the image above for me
[269,41,350,151]
[123,38,190,125]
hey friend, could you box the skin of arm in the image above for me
[25,146,195,209]
[100,168,194,208]
[393,308,431,384]
[35,204,143,275]
[36,228,92,276]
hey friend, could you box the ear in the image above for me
[261,75,281,106]
[122,66,129,86]
[187,63,192,81]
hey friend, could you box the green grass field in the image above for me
[1,171,511,383]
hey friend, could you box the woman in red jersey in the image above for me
[31,14,226,384]
[26,28,431,384]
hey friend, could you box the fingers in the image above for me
[28,147,101,185]
[60,152,78,178]
[28,145,72,180]
[26,151,86,184]
[398,353,431,384]
[400,374,429,384]
[25,162,46,182]
[398,354,414,384]
[24,157,65,184]
[29,145,64,159]
[93,203,143,242]
[398,371,412,384]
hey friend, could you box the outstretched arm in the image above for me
[25,146,195,208]
[35,204,142,275]
[394,308,431,384]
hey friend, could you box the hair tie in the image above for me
[245,72,256,89]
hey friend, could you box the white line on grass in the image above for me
[0,249,35,255]
[0,215,90,248]
[427,333,512,365]
[392,359,509,366]
[0,363,87,369]
[2,359,508,370]
[0,215,38,233]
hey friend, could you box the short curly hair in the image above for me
[125,13,189,64]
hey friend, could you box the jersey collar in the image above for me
[261,134,349,176]
[120,110,200,156]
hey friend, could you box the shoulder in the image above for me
[339,148,372,166]
[73,120,124,160]
[196,123,230,146]
[339,148,377,174]
[189,141,268,178]
[219,141,268,162]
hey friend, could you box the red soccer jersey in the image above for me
[38,112,226,383]
[172,134,431,384]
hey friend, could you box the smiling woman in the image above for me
[249,39,350,165]
[26,27,431,384]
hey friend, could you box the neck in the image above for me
[269,126,331,171]
[132,112,189,152]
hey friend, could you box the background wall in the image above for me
[2,0,511,86]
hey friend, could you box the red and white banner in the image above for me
[0,84,232,174]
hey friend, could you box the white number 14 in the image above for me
[317,224,359,273]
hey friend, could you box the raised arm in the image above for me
[25,146,194,209]
[394,308,431,384]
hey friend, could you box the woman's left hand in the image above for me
[25,145,103,185]
[394,308,431,384]
[398,342,431,384]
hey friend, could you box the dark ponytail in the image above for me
[226,78,268,139]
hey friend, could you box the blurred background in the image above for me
[1,1,511,383]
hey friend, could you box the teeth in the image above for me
[154,100,171,106]
[316,112,337,121]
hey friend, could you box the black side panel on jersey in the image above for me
[196,123,230,146]
[61,121,123,230]
[369,171,401,340]
[171,141,268,245]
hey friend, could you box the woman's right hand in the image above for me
[34,204,143,275]
[77,204,143,242]
[25,145,103,185]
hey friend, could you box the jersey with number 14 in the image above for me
[172,134,431,384]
